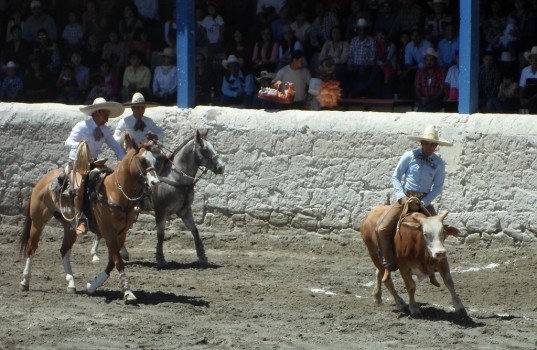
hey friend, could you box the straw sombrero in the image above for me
[123,92,159,108]
[80,97,125,118]
[408,125,453,146]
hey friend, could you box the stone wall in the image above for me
[1,102,537,244]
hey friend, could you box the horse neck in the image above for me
[114,149,142,197]
[174,141,199,177]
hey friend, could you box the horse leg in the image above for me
[90,236,101,263]
[115,232,137,304]
[20,213,50,291]
[155,211,167,266]
[181,208,208,265]
[20,257,33,291]
[60,221,77,293]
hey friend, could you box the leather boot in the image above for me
[377,229,398,271]
[74,181,87,235]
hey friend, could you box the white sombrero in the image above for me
[80,97,125,118]
[408,125,453,146]
[123,92,159,107]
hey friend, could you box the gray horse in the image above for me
[91,130,225,266]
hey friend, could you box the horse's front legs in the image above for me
[155,212,167,266]
[181,208,208,265]
[60,223,77,293]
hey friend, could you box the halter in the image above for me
[115,149,154,202]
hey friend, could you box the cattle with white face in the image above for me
[360,205,466,316]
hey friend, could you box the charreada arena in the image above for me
[1,102,537,350]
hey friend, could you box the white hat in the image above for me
[424,47,439,59]
[222,55,243,69]
[4,61,17,69]
[80,97,125,118]
[123,92,159,107]
[355,18,369,28]
[30,0,42,9]
[160,47,176,57]
[524,46,537,61]
[255,70,275,81]
[500,51,516,62]
[408,125,453,146]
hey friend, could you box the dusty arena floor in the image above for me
[1,222,536,350]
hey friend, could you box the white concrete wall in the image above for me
[1,102,536,243]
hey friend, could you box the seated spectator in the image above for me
[507,0,536,55]
[347,18,381,98]
[1,24,32,71]
[81,33,103,71]
[24,54,54,102]
[390,0,426,39]
[220,54,256,107]
[315,56,336,81]
[437,22,459,68]
[424,0,452,45]
[345,0,373,40]
[375,29,397,98]
[519,46,537,114]
[225,29,252,72]
[309,2,339,55]
[373,1,397,37]
[252,27,279,75]
[493,17,519,57]
[277,25,303,70]
[118,4,144,42]
[414,48,446,112]
[152,48,178,106]
[481,0,506,53]
[443,51,459,112]
[271,5,292,41]
[85,74,106,104]
[478,51,502,112]
[97,59,120,101]
[33,29,61,75]
[398,28,433,99]
[81,1,97,34]
[0,61,24,102]
[121,50,151,102]
[319,26,349,84]
[23,0,58,42]
[489,70,520,113]
[195,52,213,105]
[56,64,78,104]
[290,11,311,54]
[256,0,286,29]
[5,8,25,43]
[69,51,91,104]
[125,28,153,66]
[61,11,84,54]
[163,7,177,48]
[101,30,126,73]
[272,50,312,109]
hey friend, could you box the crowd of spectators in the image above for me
[0,0,537,113]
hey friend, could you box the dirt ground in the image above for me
[1,220,536,350]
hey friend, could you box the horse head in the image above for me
[134,140,162,191]
[193,130,225,175]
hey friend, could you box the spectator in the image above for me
[309,2,339,54]
[33,29,61,74]
[195,52,213,105]
[1,24,32,71]
[347,18,381,97]
[85,74,106,105]
[519,46,537,113]
[375,29,397,98]
[481,0,507,53]
[81,33,102,71]
[390,0,426,39]
[256,0,287,29]
[345,0,373,40]
[125,27,152,66]
[200,1,225,67]
[133,0,159,22]
[252,27,279,75]
[404,28,433,70]
[507,0,536,54]
[272,50,312,108]
[81,1,97,34]
[226,30,252,72]
[56,64,78,104]
[101,30,126,73]
[0,61,24,102]
[23,0,58,43]
[61,11,84,54]
[437,22,459,68]
[254,69,278,109]
[152,48,177,106]
[69,51,91,104]
[121,50,151,102]
[290,11,311,52]
[424,0,452,45]
[220,54,256,107]
[414,48,446,112]
[118,4,144,42]
[163,7,177,48]
[443,50,459,112]
[478,51,502,112]
[5,8,24,43]
[277,25,303,70]
[96,59,120,101]
[373,1,397,37]
[489,70,520,113]
[24,54,54,102]
[319,26,349,84]
[85,13,111,46]
[271,5,292,41]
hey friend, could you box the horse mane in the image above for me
[170,136,194,161]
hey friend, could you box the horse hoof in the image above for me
[199,256,209,266]
[120,251,130,261]
[20,283,29,292]
[66,286,77,294]
[156,258,167,267]
[92,255,100,263]
[124,290,137,305]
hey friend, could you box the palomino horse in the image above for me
[20,139,162,304]
[91,130,225,266]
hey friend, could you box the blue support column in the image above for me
[176,0,195,108]
[459,0,479,114]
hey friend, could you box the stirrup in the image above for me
[76,221,88,235]
[382,262,398,272]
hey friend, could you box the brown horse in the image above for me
[19,139,162,304]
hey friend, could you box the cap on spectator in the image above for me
[256,70,276,81]
[524,46,537,61]
[355,18,369,28]
[222,55,243,69]
[500,51,516,62]
[423,47,439,59]
[160,48,176,57]
[30,0,42,9]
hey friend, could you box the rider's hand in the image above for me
[398,196,408,205]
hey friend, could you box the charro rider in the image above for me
[64,97,126,235]
[377,124,453,271]
[114,92,164,146]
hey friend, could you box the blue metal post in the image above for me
[176,0,195,108]
[459,0,479,114]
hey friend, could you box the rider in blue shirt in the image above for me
[377,125,453,271]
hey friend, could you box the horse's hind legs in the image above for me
[182,209,208,265]
[20,257,33,291]
[155,214,167,266]
[90,237,130,263]
[62,250,76,293]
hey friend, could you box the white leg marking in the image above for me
[62,250,76,292]
[90,237,100,263]
[20,257,33,291]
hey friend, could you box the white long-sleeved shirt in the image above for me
[113,114,164,146]
[65,118,125,161]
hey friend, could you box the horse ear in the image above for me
[120,132,136,152]
[196,129,201,143]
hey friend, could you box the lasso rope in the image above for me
[396,196,422,234]
[74,141,91,176]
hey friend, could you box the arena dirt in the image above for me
[1,221,536,350]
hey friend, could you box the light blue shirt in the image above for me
[113,114,164,146]
[65,118,125,161]
[437,36,459,67]
[404,40,433,68]
[392,148,445,206]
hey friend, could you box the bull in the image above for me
[360,205,467,317]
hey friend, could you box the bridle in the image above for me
[115,148,156,202]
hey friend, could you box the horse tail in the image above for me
[19,195,32,259]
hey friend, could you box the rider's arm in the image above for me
[392,151,412,203]
[113,118,126,143]
[421,159,445,207]
[105,130,126,161]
